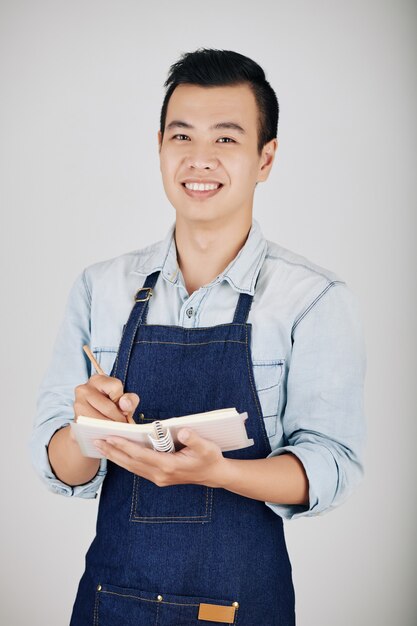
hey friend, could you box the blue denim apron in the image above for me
[70,271,295,625]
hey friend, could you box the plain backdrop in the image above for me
[1,1,416,624]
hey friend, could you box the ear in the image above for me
[157,130,163,152]
[257,138,278,183]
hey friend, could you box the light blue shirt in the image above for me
[30,219,366,520]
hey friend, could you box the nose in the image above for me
[185,149,219,171]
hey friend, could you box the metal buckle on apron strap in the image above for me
[198,601,239,623]
[134,287,153,302]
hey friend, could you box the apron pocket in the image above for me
[94,582,157,626]
[130,474,214,523]
[95,582,239,626]
[129,408,213,524]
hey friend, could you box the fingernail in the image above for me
[178,429,190,443]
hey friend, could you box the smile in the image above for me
[185,182,220,191]
[181,182,223,199]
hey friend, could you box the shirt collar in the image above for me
[132,218,267,295]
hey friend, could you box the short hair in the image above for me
[160,48,279,155]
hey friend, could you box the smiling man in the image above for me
[158,80,277,296]
[31,49,366,625]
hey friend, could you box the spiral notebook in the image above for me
[71,408,254,458]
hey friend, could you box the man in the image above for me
[31,48,366,625]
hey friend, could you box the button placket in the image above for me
[180,294,200,326]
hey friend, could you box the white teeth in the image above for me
[184,182,220,191]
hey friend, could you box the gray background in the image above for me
[1,1,416,624]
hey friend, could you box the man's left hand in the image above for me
[94,429,230,488]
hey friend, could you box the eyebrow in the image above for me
[165,120,246,135]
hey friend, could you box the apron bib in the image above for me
[70,271,295,625]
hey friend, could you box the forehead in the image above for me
[165,83,258,133]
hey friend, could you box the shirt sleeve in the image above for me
[265,281,367,520]
[29,269,107,498]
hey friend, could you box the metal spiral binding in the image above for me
[147,420,176,453]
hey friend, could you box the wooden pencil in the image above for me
[82,345,105,375]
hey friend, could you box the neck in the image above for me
[174,215,253,295]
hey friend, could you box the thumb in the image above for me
[118,393,140,423]
[177,428,210,453]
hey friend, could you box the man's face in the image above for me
[158,83,277,227]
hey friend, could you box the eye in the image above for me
[171,134,236,143]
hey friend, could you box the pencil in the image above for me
[82,344,136,424]
[83,345,105,375]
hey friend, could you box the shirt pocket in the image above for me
[252,359,285,438]
[91,348,118,376]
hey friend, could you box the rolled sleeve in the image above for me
[265,282,367,520]
[29,269,107,498]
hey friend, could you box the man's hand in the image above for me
[71,374,140,441]
[94,428,230,489]
[48,370,141,487]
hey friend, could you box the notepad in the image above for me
[71,408,254,458]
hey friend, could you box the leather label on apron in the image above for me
[197,602,236,623]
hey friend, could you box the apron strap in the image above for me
[112,271,255,382]
[232,292,254,324]
[112,271,160,384]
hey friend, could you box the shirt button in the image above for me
[186,307,194,318]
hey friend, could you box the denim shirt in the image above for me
[30,219,366,520]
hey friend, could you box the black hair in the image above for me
[160,48,279,155]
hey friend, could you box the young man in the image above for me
[31,49,366,625]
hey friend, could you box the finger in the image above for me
[94,439,155,476]
[94,440,134,471]
[73,402,116,422]
[88,394,127,422]
[118,393,140,425]
[118,393,140,412]
[104,436,169,467]
[76,387,128,422]
[88,374,125,404]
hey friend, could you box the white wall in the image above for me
[1,1,416,624]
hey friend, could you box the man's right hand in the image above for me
[72,374,140,440]
[47,374,140,486]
